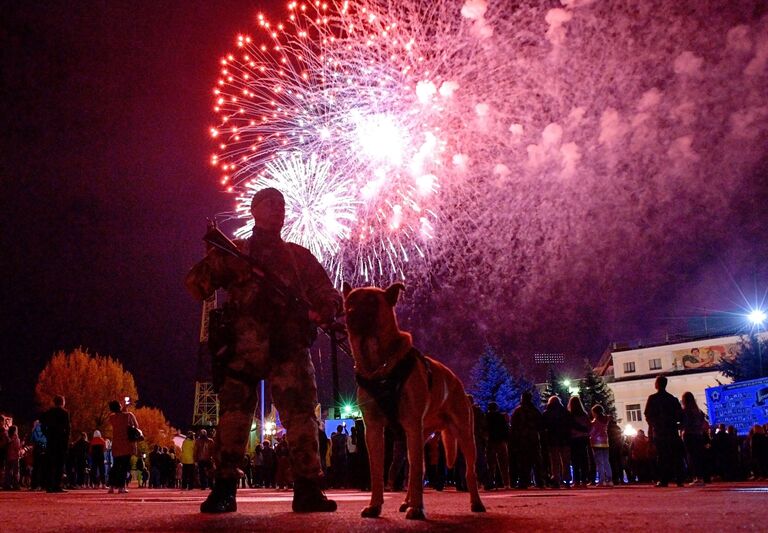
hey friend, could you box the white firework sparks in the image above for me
[233,152,358,269]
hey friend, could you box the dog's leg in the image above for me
[361,420,385,518]
[403,424,426,520]
[458,418,486,513]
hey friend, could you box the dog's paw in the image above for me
[361,505,381,518]
[471,502,487,513]
[398,502,409,513]
[405,507,426,520]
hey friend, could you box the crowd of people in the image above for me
[460,378,768,491]
[2,379,767,494]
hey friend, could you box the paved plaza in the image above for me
[1,483,766,532]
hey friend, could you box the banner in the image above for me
[705,377,768,435]
[673,343,739,370]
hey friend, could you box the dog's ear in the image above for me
[342,282,353,299]
[384,282,406,307]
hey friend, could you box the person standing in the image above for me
[630,429,653,483]
[108,400,138,494]
[467,395,488,490]
[568,396,591,488]
[542,396,572,488]
[40,395,70,493]
[510,391,543,489]
[29,420,47,490]
[3,426,21,490]
[275,436,293,490]
[330,425,348,489]
[70,432,90,488]
[485,402,511,490]
[589,405,613,486]
[90,430,107,488]
[181,432,196,490]
[251,443,264,487]
[644,375,684,487]
[680,391,707,486]
[261,440,276,488]
[186,188,340,513]
[194,429,214,490]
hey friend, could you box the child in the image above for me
[4,425,22,490]
[590,405,613,487]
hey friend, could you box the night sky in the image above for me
[2,1,767,429]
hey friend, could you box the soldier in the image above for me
[186,187,340,513]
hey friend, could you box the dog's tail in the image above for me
[443,430,458,469]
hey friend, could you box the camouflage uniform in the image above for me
[186,189,341,489]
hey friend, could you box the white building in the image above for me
[602,334,742,434]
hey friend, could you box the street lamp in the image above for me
[747,308,766,376]
[623,424,638,437]
[562,379,580,397]
[264,421,276,444]
[748,309,767,326]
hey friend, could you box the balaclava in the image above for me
[250,187,285,238]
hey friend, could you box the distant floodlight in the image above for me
[748,309,767,326]
[623,424,638,437]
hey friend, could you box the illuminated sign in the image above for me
[705,377,768,435]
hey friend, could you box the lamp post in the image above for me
[748,309,766,377]
[562,379,580,398]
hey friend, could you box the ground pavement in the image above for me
[1,483,766,532]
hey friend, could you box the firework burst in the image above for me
[208,0,498,284]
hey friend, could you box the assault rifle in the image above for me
[202,222,351,357]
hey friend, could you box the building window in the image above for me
[623,361,636,373]
[626,404,642,422]
[649,358,662,370]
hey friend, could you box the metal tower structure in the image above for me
[192,293,219,428]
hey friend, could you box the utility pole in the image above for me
[330,328,340,417]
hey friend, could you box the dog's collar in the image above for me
[355,347,433,428]
[354,336,412,380]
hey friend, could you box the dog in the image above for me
[342,282,485,520]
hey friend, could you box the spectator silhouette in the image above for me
[486,401,511,489]
[568,396,591,488]
[543,396,572,488]
[194,429,214,490]
[181,434,195,490]
[644,375,684,487]
[589,404,613,486]
[680,391,707,486]
[107,399,138,494]
[40,395,70,493]
[90,430,107,488]
[510,391,543,489]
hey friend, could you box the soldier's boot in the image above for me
[292,477,337,513]
[200,479,238,513]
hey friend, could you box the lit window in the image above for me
[623,361,636,373]
[649,358,662,370]
[626,404,642,422]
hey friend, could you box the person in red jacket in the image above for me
[90,430,107,488]
[108,400,138,494]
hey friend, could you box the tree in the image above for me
[717,334,768,382]
[540,366,570,406]
[133,406,176,451]
[469,346,534,412]
[580,359,617,420]
[35,348,139,437]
